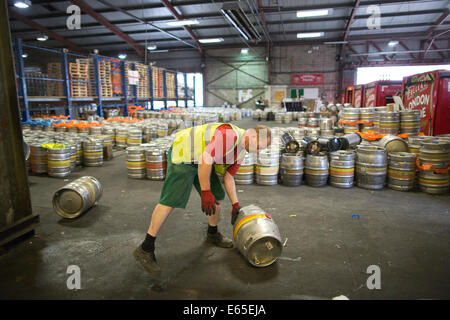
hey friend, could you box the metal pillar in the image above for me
[163,70,168,109]
[184,73,188,108]
[93,57,103,117]
[61,51,72,119]
[193,74,196,108]
[15,39,29,121]
[149,66,154,110]
[175,72,179,107]
[132,63,138,106]
[0,2,39,247]
[120,60,128,116]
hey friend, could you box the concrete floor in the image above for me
[1,119,449,300]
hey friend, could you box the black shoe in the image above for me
[206,231,233,248]
[133,246,161,275]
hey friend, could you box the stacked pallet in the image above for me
[109,59,122,96]
[125,63,136,98]
[47,63,63,96]
[76,59,96,97]
[135,63,149,98]
[152,67,164,98]
[69,62,88,97]
[75,59,114,98]
[166,72,176,99]
[99,60,113,98]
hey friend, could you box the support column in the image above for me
[0,2,39,247]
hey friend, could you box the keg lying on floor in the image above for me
[53,176,102,219]
[233,205,282,267]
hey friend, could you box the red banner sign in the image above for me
[292,73,323,85]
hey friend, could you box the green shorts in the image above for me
[158,147,226,209]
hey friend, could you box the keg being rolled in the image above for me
[233,205,282,267]
[53,176,103,219]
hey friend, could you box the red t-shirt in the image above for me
[204,124,244,176]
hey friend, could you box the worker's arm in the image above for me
[198,150,213,190]
[223,171,241,225]
[223,171,238,204]
[198,150,217,215]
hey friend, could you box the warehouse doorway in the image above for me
[356,64,450,84]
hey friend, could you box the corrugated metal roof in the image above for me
[7,0,450,63]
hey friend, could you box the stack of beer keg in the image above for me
[418,140,450,194]
[341,108,360,134]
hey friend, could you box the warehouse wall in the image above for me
[203,44,341,109]
[271,44,341,105]
[203,47,268,108]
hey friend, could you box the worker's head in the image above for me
[244,125,271,153]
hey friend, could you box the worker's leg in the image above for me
[147,204,173,236]
[194,172,232,248]
[208,200,222,227]
[134,147,197,275]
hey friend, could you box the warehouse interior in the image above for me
[0,0,449,301]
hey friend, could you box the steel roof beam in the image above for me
[423,10,450,57]
[24,0,435,20]
[11,8,447,35]
[68,0,145,57]
[340,0,360,60]
[8,8,87,54]
[159,0,203,53]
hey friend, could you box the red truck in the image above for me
[402,70,450,136]
[364,80,402,107]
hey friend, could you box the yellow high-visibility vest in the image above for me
[171,123,246,175]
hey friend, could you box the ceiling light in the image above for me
[147,45,157,51]
[36,35,48,41]
[199,38,224,44]
[14,0,31,8]
[151,50,169,53]
[241,48,249,54]
[324,41,348,44]
[22,53,28,58]
[297,9,330,18]
[221,2,261,41]
[297,32,324,39]
[118,53,127,59]
[166,20,199,26]
[92,49,99,54]
[388,41,399,46]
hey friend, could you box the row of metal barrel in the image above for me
[234,136,450,195]
[341,107,421,135]
[126,137,174,180]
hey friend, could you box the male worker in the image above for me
[134,122,271,275]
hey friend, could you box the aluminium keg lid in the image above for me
[247,236,282,267]
[53,189,84,218]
